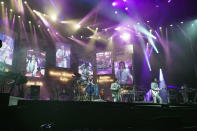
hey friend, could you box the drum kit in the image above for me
[120,85,136,102]
[74,77,99,101]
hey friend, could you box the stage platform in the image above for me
[1,100,197,131]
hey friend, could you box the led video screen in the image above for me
[0,33,14,65]
[114,61,133,85]
[56,42,70,68]
[96,52,112,75]
[78,59,93,80]
[26,50,46,77]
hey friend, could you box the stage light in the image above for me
[96,27,98,30]
[125,7,128,10]
[56,32,58,35]
[108,37,113,40]
[137,22,140,25]
[71,35,74,38]
[18,15,21,18]
[28,21,31,24]
[180,21,184,24]
[43,14,46,17]
[112,2,117,7]
[10,9,13,12]
[149,29,152,32]
[24,1,27,4]
[115,11,118,14]
[38,25,40,28]
[123,0,127,2]
[170,24,173,27]
[127,44,133,53]
[80,36,83,38]
[1,1,4,5]
[47,28,50,31]
[120,32,130,41]
[74,24,81,29]
[147,21,150,23]
[159,27,162,30]
[115,27,121,31]
[51,14,57,21]
[87,26,90,28]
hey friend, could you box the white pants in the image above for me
[58,60,67,68]
[152,94,163,104]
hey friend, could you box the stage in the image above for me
[1,97,197,131]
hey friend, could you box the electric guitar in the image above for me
[151,87,165,96]
[57,55,68,63]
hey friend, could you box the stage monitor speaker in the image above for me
[0,93,10,107]
[30,85,40,100]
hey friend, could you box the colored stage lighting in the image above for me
[112,2,117,7]
[74,24,81,29]
[127,44,133,53]
[1,1,4,5]
[115,27,121,31]
[51,14,57,21]
[120,33,130,41]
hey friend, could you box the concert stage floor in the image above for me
[1,100,197,131]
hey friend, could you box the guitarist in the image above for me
[151,78,163,104]
[110,78,122,102]
[56,45,69,68]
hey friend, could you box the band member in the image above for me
[79,62,92,81]
[100,88,105,100]
[56,45,69,68]
[26,54,38,77]
[86,77,95,100]
[110,78,122,102]
[115,61,133,85]
[151,78,163,104]
[181,84,188,103]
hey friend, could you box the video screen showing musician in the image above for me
[96,52,112,75]
[56,42,70,68]
[0,34,14,65]
[26,50,46,77]
[78,60,93,81]
[114,61,133,85]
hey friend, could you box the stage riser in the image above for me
[1,100,197,130]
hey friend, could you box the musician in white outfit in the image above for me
[110,79,122,102]
[56,45,69,68]
[26,55,38,77]
[115,61,133,85]
[151,78,163,104]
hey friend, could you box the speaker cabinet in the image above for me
[30,85,40,100]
